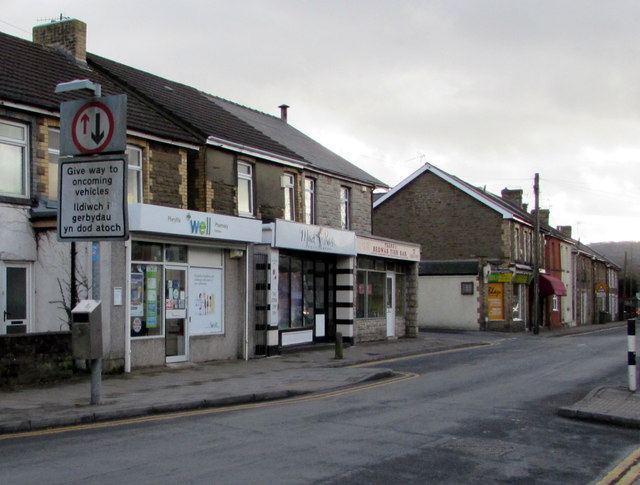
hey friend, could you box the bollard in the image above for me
[628,319,637,393]
[335,332,344,360]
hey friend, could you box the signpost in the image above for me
[56,80,128,405]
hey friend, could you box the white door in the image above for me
[165,266,188,362]
[386,273,396,338]
[1,263,30,334]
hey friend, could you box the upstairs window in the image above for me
[237,161,253,216]
[304,177,315,225]
[340,186,350,230]
[283,173,295,221]
[47,128,60,201]
[127,146,143,204]
[0,120,28,197]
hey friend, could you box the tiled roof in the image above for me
[88,54,303,162]
[0,31,200,146]
[210,97,385,186]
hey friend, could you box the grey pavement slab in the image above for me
[558,386,640,428]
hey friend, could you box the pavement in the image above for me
[0,321,638,435]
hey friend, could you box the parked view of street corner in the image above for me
[1,2,639,484]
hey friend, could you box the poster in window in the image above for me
[146,266,159,328]
[131,273,144,317]
[488,283,504,320]
[188,267,223,335]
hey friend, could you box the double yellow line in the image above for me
[596,447,640,485]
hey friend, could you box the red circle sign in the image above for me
[71,101,115,154]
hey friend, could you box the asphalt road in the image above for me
[1,327,638,484]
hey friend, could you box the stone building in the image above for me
[0,18,419,373]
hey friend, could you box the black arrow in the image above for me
[91,112,105,144]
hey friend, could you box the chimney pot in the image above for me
[279,104,289,122]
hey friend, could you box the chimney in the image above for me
[501,188,523,209]
[279,104,289,122]
[532,209,550,227]
[33,18,87,63]
[557,225,572,238]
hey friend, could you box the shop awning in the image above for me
[538,274,567,296]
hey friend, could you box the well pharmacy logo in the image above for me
[187,213,212,236]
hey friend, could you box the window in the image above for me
[512,284,527,321]
[304,178,315,224]
[47,128,60,201]
[283,173,295,221]
[514,227,520,260]
[0,119,28,197]
[356,270,385,318]
[127,146,143,204]
[340,186,350,229]
[461,282,474,295]
[552,295,559,312]
[237,161,253,216]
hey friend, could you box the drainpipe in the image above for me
[244,244,250,360]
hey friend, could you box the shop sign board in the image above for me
[60,95,127,156]
[128,204,262,243]
[356,236,420,261]
[272,220,357,255]
[57,155,128,241]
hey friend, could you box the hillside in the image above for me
[589,241,640,280]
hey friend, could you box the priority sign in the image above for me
[60,94,127,156]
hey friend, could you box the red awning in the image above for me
[538,274,567,296]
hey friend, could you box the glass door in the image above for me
[165,266,187,362]
[2,264,29,334]
[386,273,396,337]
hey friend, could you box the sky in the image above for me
[1,0,639,244]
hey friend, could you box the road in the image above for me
[1,327,638,484]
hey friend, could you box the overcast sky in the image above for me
[2,1,639,244]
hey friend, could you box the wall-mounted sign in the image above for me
[269,220,356,255]
[489,272,513,283]
[356,236,420,261]
[128,204,262,243]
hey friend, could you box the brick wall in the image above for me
[373,171,505,260]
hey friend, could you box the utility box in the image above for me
[71,300,103,359]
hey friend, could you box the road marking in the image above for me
[558,325,626,338]
[0,371,418,441]
[596,447,640,485]
[347,342,494,368]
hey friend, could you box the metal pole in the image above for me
[628,318,637,393]
[533,173,540,334]
[90,358,102,404]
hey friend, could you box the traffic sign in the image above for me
[57,154,129,241]
[60,94,127,156]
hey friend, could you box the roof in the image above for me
[373,162,532,224]
[419,260,480,276]
[0,31,200,147]
[88,55,384,186]
[210,97,384,186]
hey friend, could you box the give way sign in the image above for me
[60,94,127,156]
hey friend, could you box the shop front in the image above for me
[126,204,262,369]
[355,236,420,342]
[257,220,357,355]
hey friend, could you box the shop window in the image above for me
[47,128,60,201]
[303,259,315,327]
[165,244,187,263]
[290,257,303,327]
[132,241,163,262]
[304,178,315,224]
[278,256,291,329]
[512,284,527,321]
[237,161,253,216]
[283,173,295,221]
[356,270,385,318]
[130,263,163,337]
[127,146,143,204]
[340,186,350,229]
[461,282,474,295]
[0,119,28,197]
